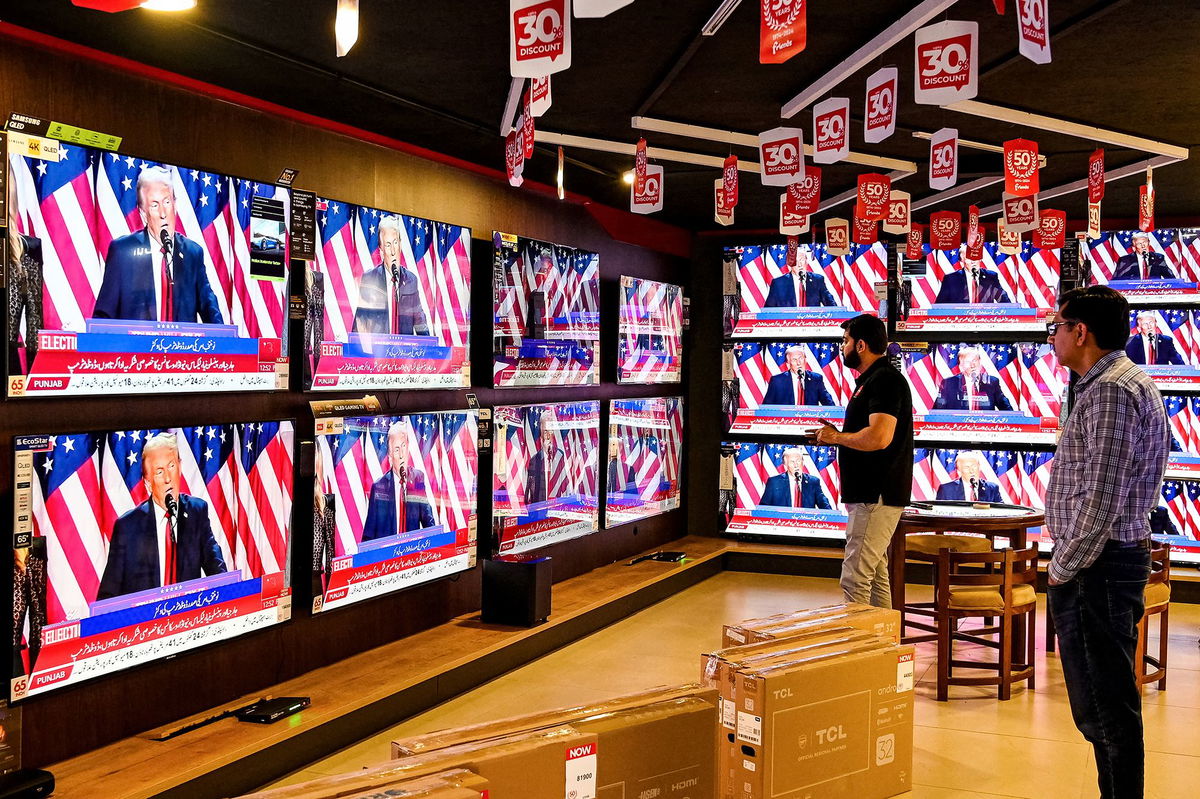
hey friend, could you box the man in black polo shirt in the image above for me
[813,314,914,608]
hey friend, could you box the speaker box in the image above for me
[482,555,552,627]
[0,769,54,799]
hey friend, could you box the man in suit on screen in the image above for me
[933,251,1013,304]
[361,420,437,542]
[352,215,430,337]
[92,166,224,325]
[759,448,832,510]
[934,346,1014,411]
[96,433,227,600]
[763,246,838,308]
[1112,232,1176,281]
[936,451,1002,502]
[1125,311,1184,365]
[762,346,836,406]
[523,410,558,506]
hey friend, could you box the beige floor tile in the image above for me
[1145,749,1200,799]
[897,787,1025,798]
[913,725,1090,797]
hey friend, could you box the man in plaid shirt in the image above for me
[1045,285,1168,799]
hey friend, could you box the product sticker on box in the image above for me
[897,651,915,692]
[565,741,598,799]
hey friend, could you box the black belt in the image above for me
[1103,538,1151,551]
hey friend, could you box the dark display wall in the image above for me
[0,33,693,766]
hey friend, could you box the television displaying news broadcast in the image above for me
[1119,307,1200,392]
[1164,395,1200,479]
[311,411,478,613]
[897,242,1059,333]
[11,421,294,700]
[305,199,471,390]
[721,441,845,540]
[493,401,599,555]
[902,341,1066,444]
[726,243,887,338]
[6,141,289,398]
[1153,479,1200,564]
[493,232,600,387]
[618,276,683,384]
[1087,228,1200,305]
[726,341,851,436]
[605,397,684,527]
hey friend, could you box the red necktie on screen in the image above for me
[1146,335,1155,365]
[397,467,407,536]
[1140,254,1147,281]
[164,516,176,585]
[969,377,980,411]
[792,475,800,508]
[968,269,978,303]
[160,249,173,322]
[391,267,402,335]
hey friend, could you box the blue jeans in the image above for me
[1048,544,1150,799]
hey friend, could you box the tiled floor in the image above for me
[267,572,1200,798]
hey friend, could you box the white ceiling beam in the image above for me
[631,116,919,173]
[500,77,524,135]
[977,154,1182,217]
[816,169,915,213]
[943,100,1191,160]
[533,130,762,172]
[780,0,958,119]
[909,175,1007,212]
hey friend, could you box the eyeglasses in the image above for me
[1046,320,1078,337]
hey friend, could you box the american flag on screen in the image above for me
[662,398,684,488]
[912,448,937,502]
[626,432,667,501]
[1162,480,1190,541]
[734,342,769,408]
[910,243,1057,309]
[33,423,294,626]
[1021,451,1054,510]
[1175,229,1200,283]
[735,244,837,312]
[1128,309,1198,365]
[1186,483,1200,540]
[1021,244,1059,310]
[904,347,951,414]
[734,442,768,509]
[1190,397,1200,454]
[1087,229,1177,283]
[1164,396,1189,454]
[838,243,888,313]
[734,341,848,408]
[806,445,840,508]
[1020,343,1067,419]
[981,343,1022,411]
[931,449,1020,504]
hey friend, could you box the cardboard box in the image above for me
[733,645,916,799]
[723,605,900,648]
[392,683,714,757]
[237,726,597,799]
[336,770,489,799]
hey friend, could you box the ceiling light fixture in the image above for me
[140,0,196,9]
[622,170,635,185]
[335,0,359,58]
[701,0,742,36]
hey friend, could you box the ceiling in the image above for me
[3,0,1198,234]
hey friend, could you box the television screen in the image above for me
[726,341,850,435]
[727,243,886,338]
[1087,228,1198,304]
[903,341,1065,444]
[305,200,471,390]
[897,242,1058,332]
[493,401,600,554]
[493,232,599,386]
[605,397,683,526]
[1121,308,1200,391]
[11,421,294,700]
[721,441,845,540]
[1155,479,1200,563]
[6,142,289,397]
[311,411,478,613]
[618,276,683,384]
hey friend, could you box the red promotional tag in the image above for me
[1002,192,1039,234]
[715,180,734,226]
[852,213,878,245]
[967,205,981,246]
[505,129,524,187]
[825,218,850,256]
[1088,148,1105,203]
[1004,138,1040,196]
[779,194,810,235]
[757,126,805,187]
[913,20,979,105]
[529,75,552,117]
[723,155,739,208]
[786,235,799,267]
[760,0,806,65]
[787,166,821,214]
[929,127,958,190]
[993,0,1005,12]
[634,137,648,194]
[630,164,663,215]
[1018,0,1051,65]
[522,92,535,159]
[997,220,1021,255]
[883,190,911,234]
[812,97,849,165]
[906,225,925,260]
[864,66,898,144]
[929,211,962,250]
[1140,184,1155,231]
[1034,209,1066,248]
[1087,201,1102,239]
[855,173,891,222]
[510,0,572,78]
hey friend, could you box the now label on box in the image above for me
[566,742,598,799]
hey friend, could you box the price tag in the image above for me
[914,20,979,105]
[509,0,572,78]
[929,127,958,190]
[864,66,898,144]
[812,97,849,164]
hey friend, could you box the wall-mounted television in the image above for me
[311,410,478,613]
[618,276,683,384]
[1087,228,1198,304]
[726,243,886,338]
[605,397,683,526]
[6,141,289,397]
[492,232,599,386]
[493,401,599,554]
[11,421,294,699]
[1121,307,1200,391]
[721,441,844,540]
[305,200,471,390]
[726,340,850,436]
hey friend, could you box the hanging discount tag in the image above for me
[1088,148,1105,203]
[786,235,799,267]
[1140,184,1155,231]
[1002,192,1039,234]
[1004,138,1040,196]
[812,96,849,164]
[787,166,821,214]
[779,194,810,235]
[530,75,552,117]
[715,179,734,226]
[855,173,891,222]
[929,211,962,250]
[997,220,1022,255]
[505,129,525,186]
[852,213,878,245]
[1017,0,1052,65]
[913,20,979,105]
[883,190,911,234]
[1087,201,1102,239]
[634,137,648,194]
[929,127,958,190]
[510,0,572,78]
[864,66,898,144]
[723,155,739,208]
[906,225,925,259]
[760,0,807,64]
[825,217,850,256]
[757,126,805,187]
[522,93,535,159]
[630,163,663,214]
[1034,209,1066,248]
[967,205,981,245]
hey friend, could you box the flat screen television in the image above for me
[1155,478,1200,563]
[1087,228,1198,304]
[1120,307,1200,391]
[726,341,850,436]
[493,401,600,554]
[311,410,478,613]
[493,232,599,386]
[617,276,683,384]
[605,397,683,526]
[726,243,886,338]
[6,141,289,397]
[721,441,845,540]
[11,421,294,699]
[897,242,1059,333]
[305,200,471,390]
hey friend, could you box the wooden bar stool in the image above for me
[902,534,993,644]
[1137,541,1171,691]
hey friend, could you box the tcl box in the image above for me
[723,604,900,648]
[336,770,489,799]
[734,645,915,799]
